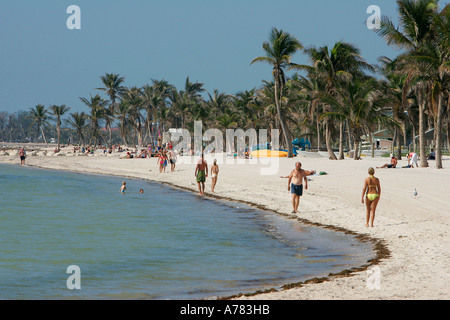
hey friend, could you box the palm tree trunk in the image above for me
[396,127,402,160]
[369,130,374,158]
[391,130,396,156]
[418,90,429,167]
[316,109,321,152]
[40,126,48,145]
[346,120,352,153]
[353,141,359,160]
[57,121,61,149]
[402,122,407,149]
[338,122,344,159]
[435,92,443,169]
[274,78,292,157]
[447,91,450,153]
[325,119,337,160]
[121,119,128,146]
[411,120,417,153]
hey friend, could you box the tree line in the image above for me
[0,0,448,168]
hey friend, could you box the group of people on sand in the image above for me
[377,149,438,169]
[157,148,177,173]
[194,153,219,195]
[119,153,220,196]
[377,151,421,169]
[281,161,381,228]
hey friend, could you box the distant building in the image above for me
[361,129,394,150]
[415,128,448,149]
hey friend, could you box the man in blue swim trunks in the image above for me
[285,162,311,214]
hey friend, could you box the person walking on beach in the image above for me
[195,153,208,195]
[169,148,177,172]
[210,159,219,193]
[283,162,310,214]
[19,147,26,165]
[157,150,167,173]
[362,167,381,227]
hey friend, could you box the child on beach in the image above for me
[120,181,126,193]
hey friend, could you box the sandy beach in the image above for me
[1,145,449,300]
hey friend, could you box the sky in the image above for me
[0,0,447,114]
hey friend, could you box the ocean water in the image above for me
[0,164,374,299]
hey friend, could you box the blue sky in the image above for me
[0,0,447,113]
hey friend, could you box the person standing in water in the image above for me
[195,153,208,195]
[210,159,219,193]
[120,181,127,193]
[362,167,381,227]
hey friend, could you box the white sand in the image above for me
[1,147,449,300]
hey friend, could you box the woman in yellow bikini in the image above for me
[362,167,381,227]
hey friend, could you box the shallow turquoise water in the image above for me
[0,164,374,299]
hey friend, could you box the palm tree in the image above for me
[67,112,87,146]
[409,41,449,168]
[50,105,70,149]
[183,76,205,101]
[232,89,261,129]
[97,73,126,111]
[122,87,144,146]
[102,105,116,147]
[170,90,195,130]
[251,27,303,157]
[205,89,232,121]
[142,84,162,145]
[97,73,126,145]
[320,78,384,159]
[294,71,327,153]
[256,80,281,134]
[377,57,412,159]
[116,101,131,146]
[303,41,375,159]
[142,80,175,145]
[28,104,50,145]
[376,0,440,167]
[79,94,108,146]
